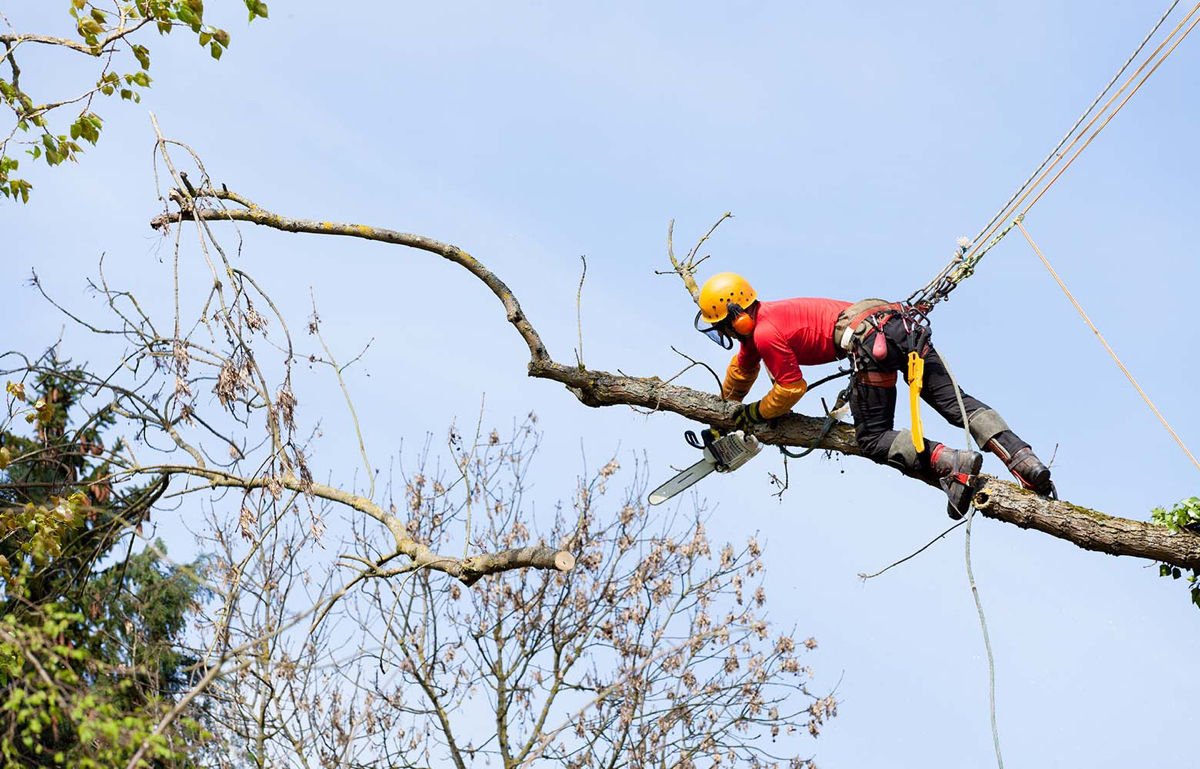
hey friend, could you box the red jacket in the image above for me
[722,298,851,417]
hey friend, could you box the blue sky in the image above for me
[4,1,1199,765]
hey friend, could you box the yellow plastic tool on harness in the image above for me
[907,351,926,452]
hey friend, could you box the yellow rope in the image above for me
[1016,220,1200,473]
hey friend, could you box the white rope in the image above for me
[937,350,1004,769]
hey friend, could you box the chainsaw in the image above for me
[648,428,762,505]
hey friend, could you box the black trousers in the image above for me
[848,314,989,468]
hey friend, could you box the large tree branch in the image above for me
[149,464,574,585]
[150,190,1200,573]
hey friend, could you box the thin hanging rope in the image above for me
[937,351,1004,769]
[1017,220,1200,472]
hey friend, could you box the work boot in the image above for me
[1006,447,1055,497]
[985,440,1055,497]
[930,444,984,519]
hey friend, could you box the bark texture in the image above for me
[151,191,1200,573]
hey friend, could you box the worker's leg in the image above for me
[910,346,988,427]
[853,321,973,474]
[848,370,904,465]
[917,346,1054,495]
[849,358,982,518]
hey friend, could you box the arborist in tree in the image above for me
[694,272,1055,517]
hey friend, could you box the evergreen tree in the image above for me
[0,362,205,767]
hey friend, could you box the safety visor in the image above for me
[694,310,733,349]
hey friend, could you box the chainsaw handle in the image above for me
[684,428,721,452]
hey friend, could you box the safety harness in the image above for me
[780,299,934,459]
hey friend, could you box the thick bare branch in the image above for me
[151,188,550,366]
[151,465,575,584]
[147,189,1200,573]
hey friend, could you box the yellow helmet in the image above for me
[698,272,757,324]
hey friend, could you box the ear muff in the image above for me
[728,303,756,335]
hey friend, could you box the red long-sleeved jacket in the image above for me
[722,297,851,418]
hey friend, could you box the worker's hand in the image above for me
[732,401,769,431]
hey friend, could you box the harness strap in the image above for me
[833,299,903,355]
[856,370,897,387]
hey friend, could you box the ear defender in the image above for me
[728,302,756,335]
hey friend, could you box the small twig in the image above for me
[574,255,587,368]
[669,346,723,392]
[768,456,790,500]
[687,212,733,263]
[857,520,967,580]
[622,349,727,416]
[309,290,374,500]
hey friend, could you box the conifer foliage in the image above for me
[0,362,205,768]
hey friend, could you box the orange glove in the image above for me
[721,355,759,401]
[756,380,808,419]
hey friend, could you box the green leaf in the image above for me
[133,44,151,70]
[210,41,222,60]
[78,17,103,37]
[246,0,268,22]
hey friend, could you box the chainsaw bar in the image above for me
[648,430,762,506]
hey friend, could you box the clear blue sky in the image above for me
[4,1,1199,765]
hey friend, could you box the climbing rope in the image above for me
[1017,3,1200,219]
[1017,221,1200,472]
[908,0,1198,311]
[937,349,1004,769]
[969,0,1182,247]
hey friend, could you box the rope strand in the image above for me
[969,0,1183,245]
[1016,221,1200,472]
[937,351,1005,769]
[911,1,1199,307]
